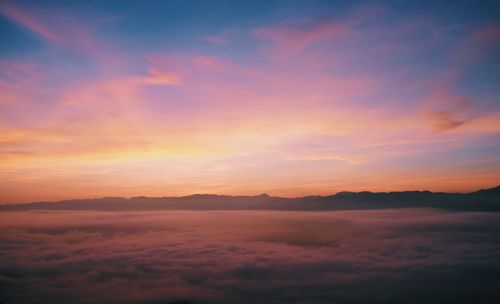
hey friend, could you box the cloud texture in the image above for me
[1,1,500,202]
[1,209,500,303]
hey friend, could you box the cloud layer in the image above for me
[1,209,500,303]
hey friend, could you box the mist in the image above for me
[1,209,500,303]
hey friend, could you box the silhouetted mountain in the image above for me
[1,186,499,212]
[471,185,500,196]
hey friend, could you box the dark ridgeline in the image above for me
[1,186,499,212]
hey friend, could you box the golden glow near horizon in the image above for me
[1,1,500,203]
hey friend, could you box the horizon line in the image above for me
[3,185,498,206]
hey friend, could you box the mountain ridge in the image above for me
[1,186,499,212]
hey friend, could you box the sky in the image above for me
[0,0,499,203]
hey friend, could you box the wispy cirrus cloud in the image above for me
[0,2,119,66]
[254,20,348,57]
[0,2,61,43]
[202,35,228,46]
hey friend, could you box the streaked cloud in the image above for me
[254,20,348,57]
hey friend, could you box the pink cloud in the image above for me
[60,57,181,107]
[202,35,228,46]
[0,60,44,94]
[473,25,500,43]
[254,20,348,57]
[0,2,118,66]
[0,2,61,43]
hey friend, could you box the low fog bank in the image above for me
[1,186,499,212]
[1,209,500,303]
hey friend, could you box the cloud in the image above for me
[0,2,118,65]
[1,209,500,303]
[202,35,228,46]
[473,25,500,43]
[427,110,466,132]
[62,68,181,107]
[419,90,474,133]
[0,2,61,43]
[254,20,348,57]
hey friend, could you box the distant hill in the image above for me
[1,186,499,212]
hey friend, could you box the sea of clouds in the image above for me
[1,209,500,303]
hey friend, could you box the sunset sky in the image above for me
[1,0,499,203]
